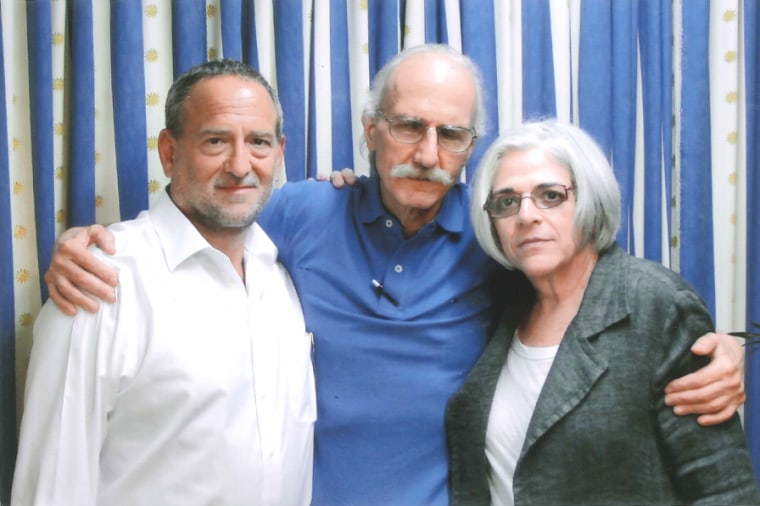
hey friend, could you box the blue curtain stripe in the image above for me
[678,1,716,315]
[521,0,557,122]
[328,0,352,172]
[27,0,55,301]
[743,0,760,486]
[638,0,667,262]
[273,0,306,181]
[67,0,96,227]
[110,0,149,220]
[368,0,400,81]
[460,0,498,179]
[170,0,207,77]
[220,0,243,61]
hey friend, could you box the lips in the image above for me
[517,237,547,247]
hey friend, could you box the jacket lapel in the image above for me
[520,245,630,454]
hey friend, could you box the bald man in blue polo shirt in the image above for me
[46,45,746,506]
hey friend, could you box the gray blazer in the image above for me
[446,244,760,505]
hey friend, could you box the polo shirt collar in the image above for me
[358,175,467,234]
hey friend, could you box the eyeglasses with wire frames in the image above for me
[375,110,477,153]
[484,184,574,218]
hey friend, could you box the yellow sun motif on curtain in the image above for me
[146,93,160,107]
[145,4,158,17]
[54,122,64,135]
[53,78,64,91]
[13,181,23,194]
[726,131,737,144]
[56,209,66,223]
[55,166,65,179]
[13,226,26,239]
[15,269,30,283]
[726,91,737,103]
[147,136,158,150]
[18,313,34,328]
[52,33,64,46]
[149,179,163,194]
[724,50,737,63]
[207,4,217,17]
[208,48,219,60]
[96,195,104,208]
[12,137,20,150]
[146,49,159,62]
[723,10,737,22]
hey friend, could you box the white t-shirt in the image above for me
[485,335,558,506]
[12,190,316,506]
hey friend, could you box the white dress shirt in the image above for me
[12,190,316,506]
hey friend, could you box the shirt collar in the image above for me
[150,187,277,272]
[357,175,468,234]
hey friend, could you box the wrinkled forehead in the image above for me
[383,55,478,120]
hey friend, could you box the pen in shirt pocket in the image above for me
[371,279,399,306]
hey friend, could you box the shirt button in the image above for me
[385,219,393,228]
[394,264,403,273]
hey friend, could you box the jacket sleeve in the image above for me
[653,288,760,505]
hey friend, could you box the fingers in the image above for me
[89,224,117,255]
[689,332,720,356]
[45,269,104,314]
[696,405,740,426]
[328,170,345,189]
[340,167,357,185]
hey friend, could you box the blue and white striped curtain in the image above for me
[1,1,757,501]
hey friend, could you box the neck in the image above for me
[518,246,598,347]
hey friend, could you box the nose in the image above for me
[515,195,540,223]
[225,141,252,177]
[412,127,440,169]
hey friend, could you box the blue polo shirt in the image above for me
[258,176,504,506]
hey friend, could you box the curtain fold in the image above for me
[67,0,95,227]
[170,0,207,77]
[744,0,760,486]
[0,3,17,502]
[273,1,306,181]
[110,0,148,220]
[461,0,497,178]
[679,0,716,315]
[27,0,54,300]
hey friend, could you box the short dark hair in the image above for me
[164,59,283,139]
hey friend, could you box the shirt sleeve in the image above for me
[11,299,121,504]
[653,288,760,505]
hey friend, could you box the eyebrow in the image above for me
[490,182,567,194]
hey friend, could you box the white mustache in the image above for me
[389,164,453,185]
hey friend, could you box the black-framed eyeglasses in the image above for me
[484,184,574,218]
[376,110,477,153]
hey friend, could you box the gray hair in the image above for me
[361,44,487,137]
[470,119,621,269]
[165,58,284,140]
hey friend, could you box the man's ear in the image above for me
[157,129,178,177]
[362,116,378,152]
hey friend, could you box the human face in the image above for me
[159,75,284,240]
[490,148,585,281]
[364,53,477,228]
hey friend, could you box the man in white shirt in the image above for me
[11,59,316,506]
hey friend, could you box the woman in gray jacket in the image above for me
[446,119,759,505]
